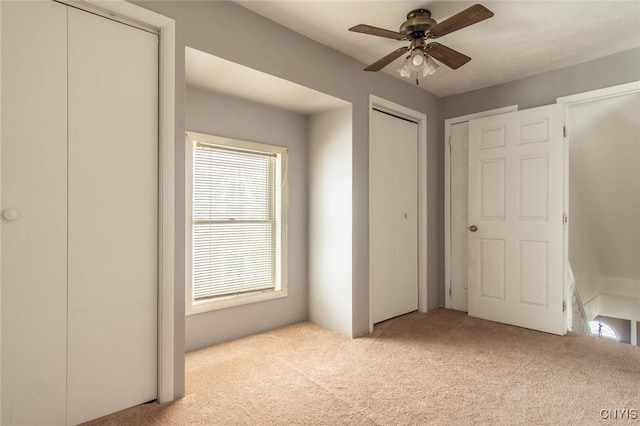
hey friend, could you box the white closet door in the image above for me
[67,8,158,425]
[371,110,418,324]
[450,122,470,311]
[1,2,69,424]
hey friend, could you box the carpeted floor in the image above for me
[86,308,640,425]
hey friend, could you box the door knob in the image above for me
[404,213,409,219]
[3,209,19,221]
[469,225,478,232]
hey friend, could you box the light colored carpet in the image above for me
[85,309,640,425]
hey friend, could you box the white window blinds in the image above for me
[192,143,277,301]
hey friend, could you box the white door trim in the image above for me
[0,0,177,404]
[0,1,4,415]
[368,95,427,333]
[444,106,518,309]
[556,81,640,105]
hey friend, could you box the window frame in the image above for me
[185,131,288,315]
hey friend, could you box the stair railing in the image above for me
[568,265,592,336]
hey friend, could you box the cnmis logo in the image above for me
[599,408,638,420]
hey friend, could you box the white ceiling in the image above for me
[185,47,349,115]
[234,1,640,97]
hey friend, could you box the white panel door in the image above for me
[1,2,69,424]
[67,8,158,425]
[371,110,418,324]
[468,104,565,335]
[450,122,470,311]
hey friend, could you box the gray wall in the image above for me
[568,93,640,282]
[136,0,444,392]
[568,175,601,310]
[442,47,640,119]
[184,87,309,351]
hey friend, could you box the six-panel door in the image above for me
[468,104,566,335]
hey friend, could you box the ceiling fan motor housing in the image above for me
[399,9,437,39]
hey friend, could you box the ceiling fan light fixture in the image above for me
[423,55,439,76]
[408,49,426,71]
[397,58,411,78]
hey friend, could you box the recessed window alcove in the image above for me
[184,46,353,351]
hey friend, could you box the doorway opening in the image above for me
[558,81,640,347]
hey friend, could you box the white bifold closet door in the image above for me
[1,2,158,425]
[67,7,158,425]
[370,109,419,324]
[449,122,470,312]
[1,2,69,423]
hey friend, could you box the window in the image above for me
[588,321,618,341]
[186,131,288,314]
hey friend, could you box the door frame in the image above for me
[443,106,518,309]
[0,0,177,404]
[368,95,427,332]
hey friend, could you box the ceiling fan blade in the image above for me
[364,47,409,72]
[349,24,407,41]
[427,43,471,69]
[428,4,494,39]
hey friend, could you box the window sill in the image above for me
[186,288,288,316]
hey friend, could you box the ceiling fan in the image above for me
[349,4,494,83]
